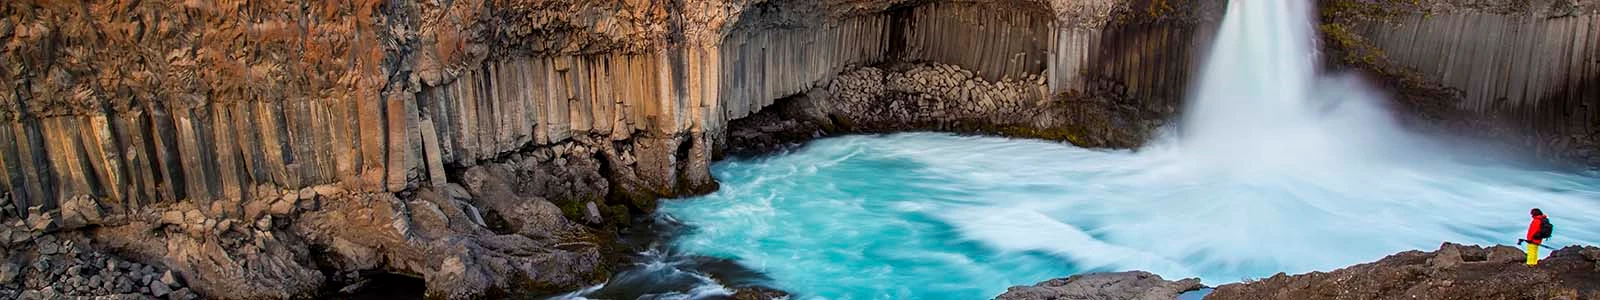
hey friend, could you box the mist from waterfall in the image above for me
[1180,0,1418,172]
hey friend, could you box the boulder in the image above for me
[161,270,181,287]
[1486,245,1526,263]
[0,261,18,284]
[313,185,346,198]
[39,241,59,255]
[149,279,172,297]
[268,199,296,215]
[183,210,205,225]
[731,285,790,300]
[583,201,603,224]
[26,206,55,232]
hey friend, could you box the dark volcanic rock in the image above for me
[994,271,1203,300]
[1206,243,1600,300]
[731,285,792,300]
[724,62,1172,158]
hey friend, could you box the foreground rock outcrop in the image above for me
[998,243,1600,300]
[994,271,1202,300]
[1207,243,1600,299]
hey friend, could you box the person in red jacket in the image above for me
[1524,208,1549,266]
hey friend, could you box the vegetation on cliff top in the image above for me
[1317,0,1464,123]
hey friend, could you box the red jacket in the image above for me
[1526,214,1548,244]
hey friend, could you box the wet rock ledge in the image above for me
[997,243,1600,300]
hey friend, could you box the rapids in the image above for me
[648,133,1600,299]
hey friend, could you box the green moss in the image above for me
[1318,0,1465,122]
[1147,0,1176,18]
[553,197,596,224]
[830,114,857,131]
[992,125,1091,147]
[1318,20,1433,91]
[1320,0,1424,23]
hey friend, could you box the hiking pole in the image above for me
[1518,239,1559,250]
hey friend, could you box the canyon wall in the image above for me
[895,1,1053,82]
[715,4,890,130]
[1330,0,1600,163]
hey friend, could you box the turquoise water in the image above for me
[657,132,1600,300]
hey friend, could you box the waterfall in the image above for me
[1180,0,1409,172]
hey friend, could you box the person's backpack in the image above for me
[1534,218,1554,240]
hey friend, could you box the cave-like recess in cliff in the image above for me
[713,0,1055,124]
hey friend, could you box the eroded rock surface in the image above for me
[1205,243,1600,300]
[1320,0,1600,165]
[994,271,1203,300]
[726,62,1166,157]
[1000,243,1600,300]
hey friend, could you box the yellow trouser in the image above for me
[1526,243,1540,266]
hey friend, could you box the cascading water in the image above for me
[558,1,1600,299]
[1182,0,1416,172]
[1185,0,1320,147]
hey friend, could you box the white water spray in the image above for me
[1186,0,1319,139]
[1181,0,1414,172]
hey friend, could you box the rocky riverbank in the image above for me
[996,243,1600,300]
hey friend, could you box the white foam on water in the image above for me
[663,134,1600,299]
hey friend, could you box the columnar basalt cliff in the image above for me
[1322,0,1600,163]
[1,0,1594,298]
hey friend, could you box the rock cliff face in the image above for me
[1324,0,1600,164]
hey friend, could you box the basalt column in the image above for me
[1340,1,1600,163]
[895,0,1053,82]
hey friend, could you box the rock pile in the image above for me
[3,235,195,300]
